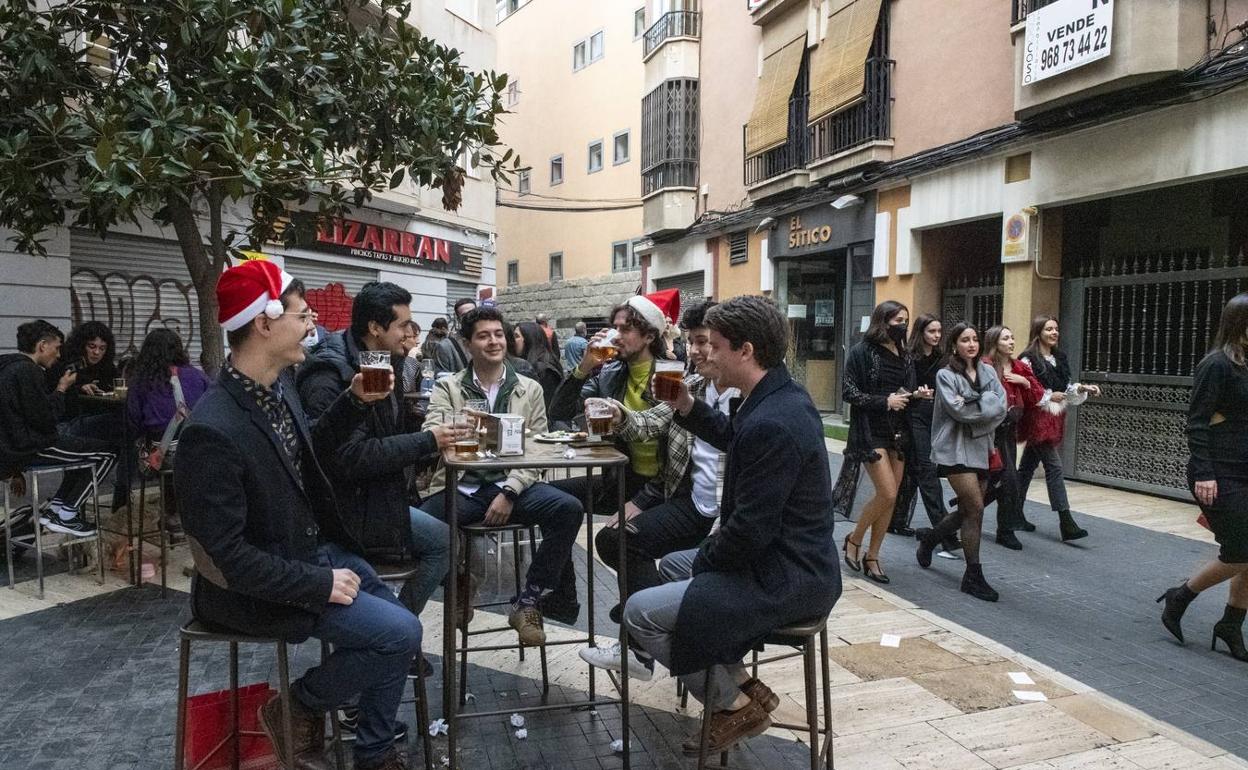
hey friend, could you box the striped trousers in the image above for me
[31,435,117,513]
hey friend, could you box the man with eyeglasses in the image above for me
[177,261,421,770]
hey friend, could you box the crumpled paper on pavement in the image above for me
[509,713,525,728]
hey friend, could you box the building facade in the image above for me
[493,0,646,331]
[0,1,499,359]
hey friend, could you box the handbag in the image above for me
[139,366,190,473]
[989,447,1003,474]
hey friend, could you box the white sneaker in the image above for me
[578,644,655,681]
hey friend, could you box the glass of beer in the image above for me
[653,360,685,401]
[585,398,614,441]
[452,413,479,457]
[586,329,620,367]
[358,351,392,395]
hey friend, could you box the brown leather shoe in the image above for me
[508,603,547,646]
[258,692,329,770]
[357,747,410,770]
[681,699,772,755]
[740,677,780,712]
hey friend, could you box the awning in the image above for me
[807,0,883,123]
[744,36,806,157]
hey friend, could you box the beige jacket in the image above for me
[423,363,548,497]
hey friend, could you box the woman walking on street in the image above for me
[840,300,914,584]
[1016,315,1098,541]
[982,326,1045,551]
[1158,292,1248,662]
[915,323,1007,601]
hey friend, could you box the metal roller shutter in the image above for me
[444,279,479,318]
[654,271,705,313]
[69,230,203,362]
[284,257,379,332]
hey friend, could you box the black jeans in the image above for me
[988,422,1025,532]
[595,492,715,601]
[549,465,651,518]
[892,406,947,529]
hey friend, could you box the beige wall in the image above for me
[495,0,645,284]
[712,231,765,299]
[699,1,760,214]
[889,0,1014,158]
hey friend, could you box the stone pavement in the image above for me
[1,468,1246,769]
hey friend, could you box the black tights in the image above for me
[931,473,986,565]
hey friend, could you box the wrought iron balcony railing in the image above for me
[806,57,892,166]
[643,11,701,58]
[1011,0,1058,25]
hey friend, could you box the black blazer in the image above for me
[669,365,841,676]
[174,370,366,641]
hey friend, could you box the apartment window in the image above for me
[728,230,748,265]
[458,145,480,179]
[634,7,646,38]
[574,30,605,71]
[613,130,630,165]
[590,30,605,61]
[507,260,519,287]
[506,80,520,107]
[549,252,564,281]
[573,41,587,71]
[587,140,604,173]
[550,155,563,185]
[497,0,520,22]
[517,169,530,195]
[612,241,640,273]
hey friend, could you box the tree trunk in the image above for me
[167,192,226,374]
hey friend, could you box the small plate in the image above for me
[533,432,582,444]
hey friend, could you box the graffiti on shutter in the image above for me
[71,269,198,360]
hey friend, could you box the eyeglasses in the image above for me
[279,311,318,326]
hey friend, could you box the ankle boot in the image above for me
[1057,510,1088,541]
[996,529,1023,550]
[1212,605,1248,661]
[1018,515,1036,533]
[960,564,999,602]
[1156,583,1197,644]
[914,528,938,569]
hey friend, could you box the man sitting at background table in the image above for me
[421,305,584,647]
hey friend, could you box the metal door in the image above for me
[941,271,1004,332]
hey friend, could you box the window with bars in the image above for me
[549,253,563,281]
[728,231,748,264]
[507,260,519,287]
[641,78,699,196]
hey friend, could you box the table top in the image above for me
[442,441,627,470]
[79,391,126,407]
[402,392,431,401]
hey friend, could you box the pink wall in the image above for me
[698,5,760,213]
[889,0,1016,158]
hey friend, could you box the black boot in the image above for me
[914,528,937,569]
[996,529,1023,550]
[1057,510,1088,541]
[1156,583,1197,644]
[1211,605,1248,662]
[960,564,999,602]
[1018,515,1036,533]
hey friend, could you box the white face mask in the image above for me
[301,327,320,349]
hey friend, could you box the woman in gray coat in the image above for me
[915,322,1008,601]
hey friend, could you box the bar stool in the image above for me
[456,521,550,707]
[695,614,834,770]
[371,560,436,770]
[173,620,347,770]
[129,457,172,595]
[2,462,105,599]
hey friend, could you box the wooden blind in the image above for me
[807,0,883,122]
[744,36,806,157]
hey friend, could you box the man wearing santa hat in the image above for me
[545,289,681,621]
[176,260,421,770]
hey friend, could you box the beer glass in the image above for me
[586,329,620,367]
[585,398,614,441]
[452,413,479,457]
[358,351,392,394]
[653,360,685,401]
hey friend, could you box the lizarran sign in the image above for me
[294,215,471,276]
[1022,0,1113,86]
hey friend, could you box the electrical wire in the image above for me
[497,200,641,212]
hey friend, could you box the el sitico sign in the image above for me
[294,215,469,275]
[1022,0,1113,85]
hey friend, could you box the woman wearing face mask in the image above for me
[981,326,1045,551]
[836,300,913,584]
[916,322,1007,601]
[1016,315,1099,541]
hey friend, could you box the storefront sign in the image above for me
[769,196,875,260]
[1023,0,1113,85]
[788,216,834,249]
[814,299,836,327]
[294,214,470,275]
[1002,212,1031,263]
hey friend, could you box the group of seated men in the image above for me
[168,259,841,770]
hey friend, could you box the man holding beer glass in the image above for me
[422,306,585,647]
[578,300,738,680]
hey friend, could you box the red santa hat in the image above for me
[217,260,295,332]
[626,289,681,334]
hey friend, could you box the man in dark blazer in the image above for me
[611,295,841,755]
[176,260,419,770]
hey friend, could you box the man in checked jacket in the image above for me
[577,300,737,681]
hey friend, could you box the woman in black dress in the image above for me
[841,300,914,584]
[1158,292,1248,662]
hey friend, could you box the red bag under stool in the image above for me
[183,682,278,770]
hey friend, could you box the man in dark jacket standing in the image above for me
[297,282,457,628]
[616,296,841,754]
[176,261,419,770]
[0,320,115,536]
[431,297,476,376]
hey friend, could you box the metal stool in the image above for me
[129,460,172,595]
[696,614,834,770]
[2,462,106,599]
[173,620,347,770]
[456,522,550,707]
[371,560,436,770]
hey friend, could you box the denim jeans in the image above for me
[291,542,422,765]
[422,481,583,592]
[398,507,451,615]
[1017,442,1070,512]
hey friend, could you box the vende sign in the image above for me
[297,215,470,275]
[1022,0,1113,85]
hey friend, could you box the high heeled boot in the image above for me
[960,563,999,602]
[1212,605,1248,661]
[1057,510,1088,541]
[1156,583,1198,644]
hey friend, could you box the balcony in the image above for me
[1010,0,1057,25]
[806,56,893,180]
[643,11,701,60]
[641,78,699,237]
